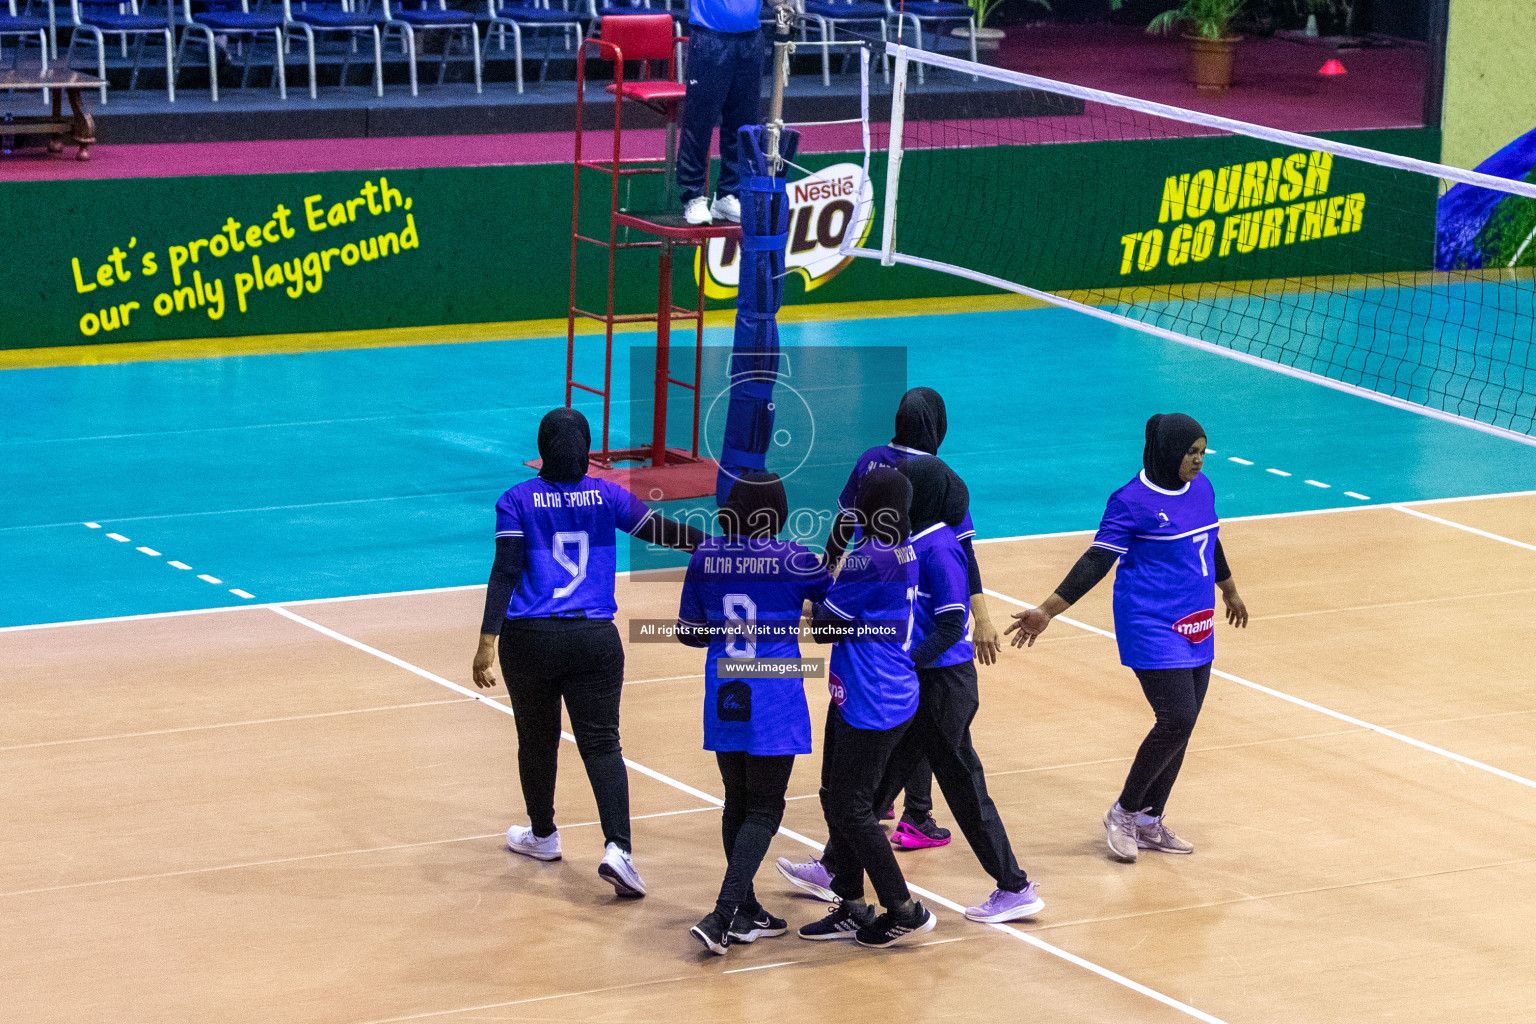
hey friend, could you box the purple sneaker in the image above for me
[964,882,1044,923]
[775,856,836,902]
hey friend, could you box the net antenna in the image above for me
[765,0,798,174]
[851,43,1536,445]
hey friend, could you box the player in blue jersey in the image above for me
[470,408,703,897]
[823,387,1002,848]
[780,457,1045,924]
[1007,414,1249,863]
[674,472,833,955]
[795,468,938,949]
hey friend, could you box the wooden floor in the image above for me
[5,495,1535,1024]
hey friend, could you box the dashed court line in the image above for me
[85,522,255,601]
[1221,455,1370,501]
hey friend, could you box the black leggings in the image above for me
[714,751,795,913]
[1118,662,1212,818]
[826,662,1029,893]
[820,704,912,909]
[498,617,631,852]
[900,758,934,820]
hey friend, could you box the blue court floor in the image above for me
[5,304,1536,628]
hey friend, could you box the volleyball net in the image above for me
[844,43,1536,441]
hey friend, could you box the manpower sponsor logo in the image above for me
[695,162,875,299]
[1172,609,1216,645]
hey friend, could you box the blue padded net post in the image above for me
[715,123,801,504]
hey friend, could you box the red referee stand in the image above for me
[551,13,742,502]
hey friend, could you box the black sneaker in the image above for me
[690,909,732,956]
[797,901,876,940]
[855,900,936,948]
[727,906,787,943]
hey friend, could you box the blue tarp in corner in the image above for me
[1437,125,1536,270]
[715,123,801,504]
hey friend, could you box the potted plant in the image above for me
[1145,0,1248,93]
[953,0,1051,52]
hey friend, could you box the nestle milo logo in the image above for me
[696,162,874,299]
[1118,150,1366,275]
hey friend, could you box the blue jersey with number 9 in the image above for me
[1092,471,1220,670]
[495,477,654,619]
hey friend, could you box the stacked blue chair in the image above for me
[881,0,974,82]
[284,0,384,96]
[1,0,49,79]
[176,0,315,100]
[381,0,481,96]
[66,0,175,102]
[801,0,885,86]
[480,0,585,94]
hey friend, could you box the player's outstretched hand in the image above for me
[472,636,500,689]
[1223,590,1249,628]
[1005,608,1051,647]
[973,616,1001,665]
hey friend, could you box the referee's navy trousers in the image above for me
[676,25,765,204]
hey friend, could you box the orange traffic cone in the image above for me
[1319,58,1347,75]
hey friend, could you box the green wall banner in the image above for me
[0,127,1438,352]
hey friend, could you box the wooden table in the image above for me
[0,69,103,161]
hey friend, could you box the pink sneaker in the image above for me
[891,816,952,849]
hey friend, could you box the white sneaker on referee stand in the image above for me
[599,843,647,898]
[709,193,741,223]
[684,196,713,225]
[506,825,561,861]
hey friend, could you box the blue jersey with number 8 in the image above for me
[495,477,654,620]
[1093,471,1219,670]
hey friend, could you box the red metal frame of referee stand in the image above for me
[559,15,743,501]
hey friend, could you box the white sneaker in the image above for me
[598,842,647,898]
[683,196,713,225]
[709,193,741,223]
[506,825,561,861]
[1104,804,1140,862]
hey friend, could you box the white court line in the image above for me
[136,546,161,556]
[1345,491,1372,501]
[9,487,1536,637]
[1266,468,1292,477]
[723,960,801,974]
[105,533,130,542]
[197,574,222,584]
[272,605,1233,1024]
[0,804,723,901]
[1304,480,1330,489]
[626,673,705,686]
[1391,505,1536,554]
[1228,457,1253,466]
[981,589,1536,792]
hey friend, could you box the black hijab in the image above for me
[893,387,947,455]
[537,408,591,484]
[1142,413,1206,491]
[903,455,969,534]
[718,471,789,540]
[855,466,912,545]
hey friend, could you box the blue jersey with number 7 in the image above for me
[495,477,654,619]
[1092,471,1219,670]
